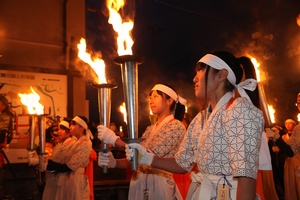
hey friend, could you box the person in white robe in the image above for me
[98,84,187,200]
[42,120,75,200]
[126,51,265,200]
[39,116,92,200]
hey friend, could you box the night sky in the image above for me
[84,0,300,134]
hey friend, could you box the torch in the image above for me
[149,109,158,125]
[114,55,145,170]
[29,115,36,151]
[93,83,117,173]
[18,87,48,185]
[252,57,279,163]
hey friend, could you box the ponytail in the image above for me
[238,56,260,109]
[174,102,185,121]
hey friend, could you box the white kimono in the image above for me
[129,115,186,200]
[55,135,92,200]
[42,137,75,200]
[175,92,264,200]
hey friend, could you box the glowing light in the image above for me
[77,38,107,84]
[119,102,127,124]
[251,57,261,82]
[297,113,300,122]
[268,105,275,123]
[296,14,300,26]
[18,87,44,115]
[106,0,134,55]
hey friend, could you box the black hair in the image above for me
[149,84,185,121]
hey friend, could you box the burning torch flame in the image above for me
[149,108,153,115]
[106,0,134,55]
[251,56,276,124]
[268,105,275,123]
[119,102,127,124]
[296,14,300,27]
[18,87,44,115]
[77,38,107,84]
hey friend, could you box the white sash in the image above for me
[186,172,238,200]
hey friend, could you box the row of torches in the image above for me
[20,55,276,174]
[19,55,144,174]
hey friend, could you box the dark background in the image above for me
[83,0,300,135]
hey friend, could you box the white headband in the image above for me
[72,116,94,140]
[151,84,187,105]
[285,119,296,124]
[59,121,69,129]
[198,54,257,103]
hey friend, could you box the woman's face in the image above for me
[58,126,70,142]
[149,90,170,115]
[193,63,219,99]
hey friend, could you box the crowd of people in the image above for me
[1,50,299,200]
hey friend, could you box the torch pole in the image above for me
[29,115,36,151]
[37,114,47,185]
[94,83,117,173]
[114,55,145,170]
[38,115,46,155]
[258,83,272,127]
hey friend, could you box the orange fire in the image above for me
[268,105,275,123]
[119,102,127,124]
[251,56,276,124]
[106,0,134,55]
[149,107,153,115]
[18,87,44,115]
[297,113,300,122]
[77,38,107,84]
[296,14,300,27]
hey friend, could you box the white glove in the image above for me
[39,154,48,172]
[265,127,280,140]
[98,152,116,168]
[126,143,154,166]
[28,150,39,166]
[97,125,119,146]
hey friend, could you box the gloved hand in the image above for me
[265,127,280,140]
[97,125,119,147]
[39,154,48,172]
[98,152,116,168]
[28,150,39,166]
[125,143,154,166]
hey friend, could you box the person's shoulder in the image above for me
[171,119,186,129]
[230,97,263,114]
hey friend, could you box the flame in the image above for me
[77,38,107,84]
[106,0,134,55]
[268,105,275,123]
[149,108,153,115]
[251,56,269,83]
[251,57,261,82]
[18,87,44,115]
[298,113,300,122]
[297,14,300,27]
[119,102,127,124]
